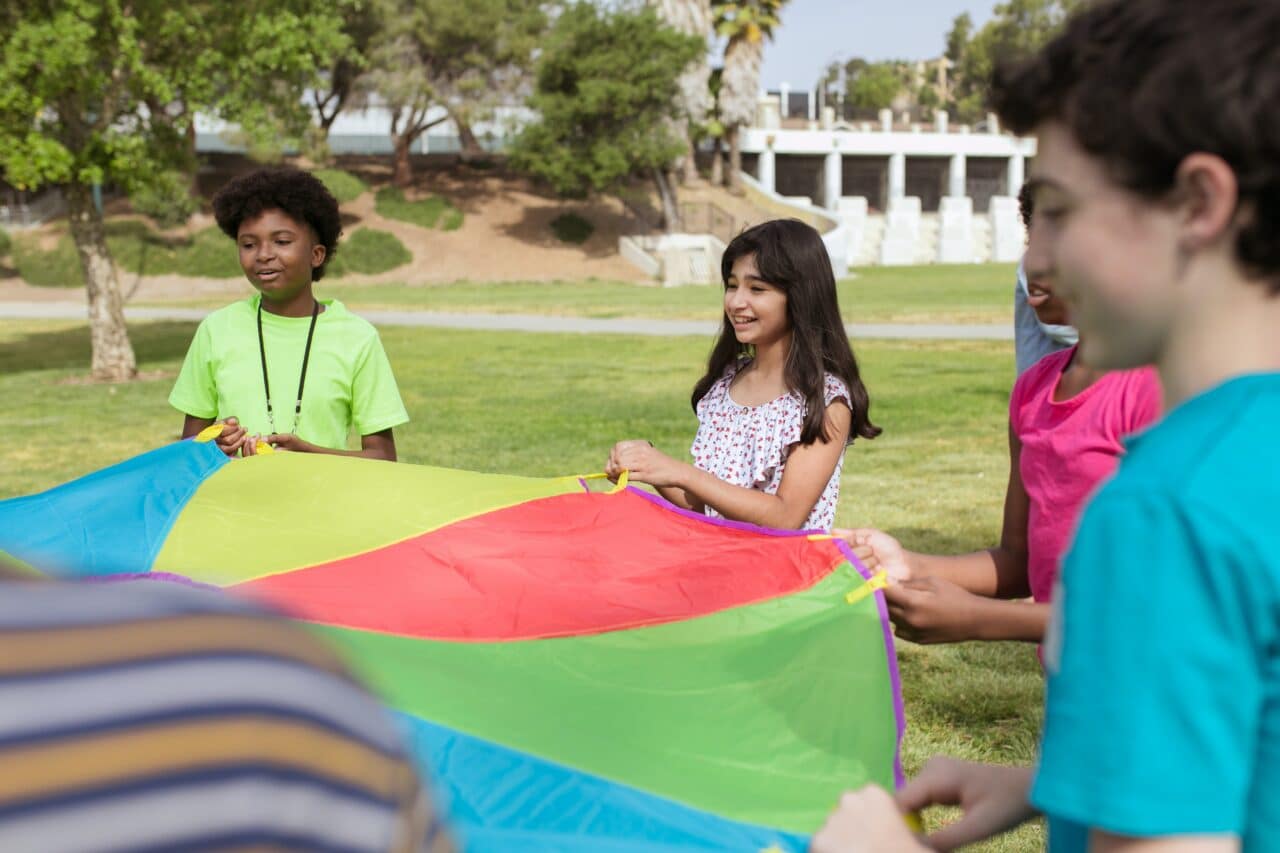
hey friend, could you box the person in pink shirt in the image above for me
[843,195,1161,646]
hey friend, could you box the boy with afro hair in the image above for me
[170,167,408,459]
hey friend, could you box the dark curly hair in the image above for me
[211,167,341,281]
[692,219,880,446]
[992,0,1280,294]
[1017,181,1034,230]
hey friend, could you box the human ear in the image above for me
[312,243,326,269]
[1173,153,1239,253]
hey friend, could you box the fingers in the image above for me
[895,757,964,813]
[851,544,879,570]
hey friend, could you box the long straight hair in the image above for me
[691,219,881,445]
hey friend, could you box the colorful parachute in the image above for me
[0,439,904,851]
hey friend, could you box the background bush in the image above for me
[314,168,369,204]
[375,187,464,230]
[550,212,594,244]
[329,228,412,277]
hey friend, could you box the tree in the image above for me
[945,0,1080,123]
[309,0,382,157]
[0,0,344,381]
[651,0,714,186]
[713,0,786,194]
[366,0,547,187]
[846,62,903,111]
[509,3,702,232]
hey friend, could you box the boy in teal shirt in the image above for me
[170,168,408,459]
[810,1,1280,851]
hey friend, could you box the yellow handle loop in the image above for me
[565,470,629,494]
[194,424,225,443]
[845,569,889,605]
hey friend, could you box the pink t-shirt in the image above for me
[1011,346,1162,603]
[690,360,851,530]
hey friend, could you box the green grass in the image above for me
[305,264,1015,325]
[550,212,595,244]
[314,168,369,204]
[374,186,464,231]
[329,228,412,277]
[0,318,1041,850]
[0,227,10,257]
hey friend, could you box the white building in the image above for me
[742,94,1034,266]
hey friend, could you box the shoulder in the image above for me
[197,298,256,333]
[320,300,382,345]
[821,372,851,406]
[697,361,742,409]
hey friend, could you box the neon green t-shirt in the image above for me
[169,295,409,450]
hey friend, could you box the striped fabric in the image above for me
[0,577,454,853]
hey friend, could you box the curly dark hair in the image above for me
[1017,181,1034,230]
[211,167,341,281]
[692,219,880,446]
[992,0,1280,294]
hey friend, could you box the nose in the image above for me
[1023,216,1053,284]
[725,286,746,311]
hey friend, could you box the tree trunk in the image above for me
[455,118,487,164]
[726,125,743,195]
[653,168,681,233]
[681,135,700,185]
[392,134,414,188]
[710,137,724,186]
[65,183,137,382]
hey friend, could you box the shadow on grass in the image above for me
[0,321,198,376]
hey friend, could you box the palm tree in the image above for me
[652,0,714,186]
[713,0,785,193]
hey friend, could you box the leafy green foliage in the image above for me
[550,213,594,245]
[129,171,199,230]
[846,63,905,111]
[366,0,548,183]
[0,1,347,196]
[509,4,702,197]
[945,0,1082,122]
[314,168,370,204]
[329,228,412,276]
[374,187,464,230]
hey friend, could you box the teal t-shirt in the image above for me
[1033,373,1280,851]
[169,296,409,450]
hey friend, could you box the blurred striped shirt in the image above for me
[0,576,454,853]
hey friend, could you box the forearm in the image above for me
[907,547,1031,599]
[676,464,811,529]
[653,485,703,512]
[969,598,1049,643]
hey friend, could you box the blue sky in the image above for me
[759,0,998,89]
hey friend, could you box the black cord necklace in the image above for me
[257,299,320,435]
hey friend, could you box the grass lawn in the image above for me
[321,263,1016,324]
[0,319,1042,851]
[130,262,1018,326]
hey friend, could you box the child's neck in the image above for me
[260,287,321,318]
[750,335,790,379]
[1159,261,1280,408]
[1055,339,1107,401]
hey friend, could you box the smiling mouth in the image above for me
[256,270,282,281]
